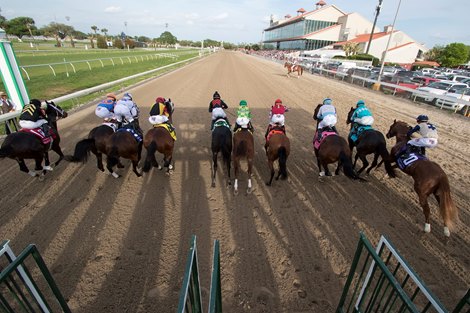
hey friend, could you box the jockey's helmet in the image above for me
[213,91,220,99]
[156,97,165,104]
[275,98,282,104]
[106,93,117,101]
[323,98,332,105]
[239,100,247,106]
[416,114,428,123]
[123,92,133,100]
[30,99,42,107]
[356,100,365,107]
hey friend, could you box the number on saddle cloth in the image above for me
[395,145,427,170]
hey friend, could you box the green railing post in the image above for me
[208,240,222,313]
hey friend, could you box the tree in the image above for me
[158,31,177,45]
[5,16,36,38]
[96,35,108,49]
[437,43,468,67]
[424,45,444,61]
[40,22,68,47]
[343,42,360,57]
[113,37,124,49]
[137,36,150,43]
[90,25,98,48]
[0,8,7,30]
[101,28,108,40]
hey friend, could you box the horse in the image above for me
[66,124,121,173]
[265,128,290,186]
[312,104,361,179]
[210,119,232,187]
[386,120,458,237]
[346,107,396,177]
[0,104,66,179]
[142,126,175,176]
[284,62,303,78]
[232,128,254,195]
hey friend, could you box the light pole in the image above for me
[366,0,383,54]
[373,0,402,90]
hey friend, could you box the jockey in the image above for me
[350,100,374,126]
[19,99,51,136]
[149,96,175,131]
[315,98,338,141]
[209,91,229,130]
[406,114,438,156]
[233,100,254,132]
[95,93,117,122]
[265,98,288,139]
[114,92,140,127]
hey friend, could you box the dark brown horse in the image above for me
[265,129,290,186]
[232,129,254,195]
[142,126,175,175]
[346,107,396,177]
[211,120,232,187]
[284,62,303,78]
[386,120,458,237]
[106,129,143,178]
[312,104,361,179]
[67,124,119,172]
[0,105,66,179]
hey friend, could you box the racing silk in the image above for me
[150,101,171,117]
[408,122,438,139]
[209,99,228,112]
[316,104,336,120]
[350,106,372,122]
[237,106,252,119]
[20,104,45,122]
[271,104,287,115]
[97,98,115,112]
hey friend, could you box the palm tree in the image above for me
[101,28,108,40]
[90,25,98,48]
[343,42,360,57]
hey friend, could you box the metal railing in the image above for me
[177,235,203,313]
[208,240,222,313]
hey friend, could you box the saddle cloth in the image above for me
[313,131,336,150]
[116,127,143,143]
[266,129,284,143]
[395,145,427,170]
[213,119,230,130]
[153,123,177,141]
[350,125,373,143]
[20,128,53,145]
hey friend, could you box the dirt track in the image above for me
[0,51,469,312]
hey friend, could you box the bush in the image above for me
[96,35,108,49]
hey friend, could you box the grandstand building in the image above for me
[263,1,427,64]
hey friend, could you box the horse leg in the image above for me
[34,157,46,180]
[357,155,369,174]
[131,159,142,177]
[433,194,450,237]
[226,154,232,187]
[43,152,54,172]
[366,153,380,174]
[163,152,173,175]
[323,163,332,176]
[353,153,359,169]
[51,143,64,167]
[233,159,239,195]
[211,151,218,188]
[415,185,432,233]
[247,158,253,194]
[17,159,34,176]
[106,157,120,178]
[96,152,105,172]
[266,159,275,186]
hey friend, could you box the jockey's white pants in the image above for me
[211,107,226,120]
[318,114,337,129]
[114,104,137,122]
[19,119,47,129]
[270,114,285,126]
[354,116,374,126]
[95,107,115,120]
[149,115,169,125]
[236,117,250,128]
[408,137,438,148]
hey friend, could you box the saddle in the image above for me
[117,125,143,143]
[20,127,53,145]
[350,125,373,143]
[313,130,336,150]
[153,123,177,141]
[213,119,230,130]
[395,145,427,170]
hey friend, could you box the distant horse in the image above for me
[210,119,232,187]
[265,128,290,186]
[106,129,143,178]
[284,62,303,78]
[142,126,175,175]
[67,124,120,173]
[312,104,360,179]
[346,107,396,177]
[0,105,66,179]
[386,120,458,237]
[232,129,254,195]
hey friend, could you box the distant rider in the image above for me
[149,96,175,131]
[209,91,229,130]
[95,93,117,122]
[315,98,337,141]
[349,100,374,141]
[19,99,51,137]
[406,114,438,156]
[265,98,288,139]
[233,100,254,132]
[114,92,141,132]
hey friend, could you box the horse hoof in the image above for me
[38,174,45,182]
[28,170,37,177]
[211,182,216,188]
[158,165,163,170]
[319,171,325,177]
[266,182,271,186]
[424,223,431,233]
[43,165,53,171]
[444,227,450,237]
[247,187,253,194]
[111,172,120,179]
[234,189,239,196]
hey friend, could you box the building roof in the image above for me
[316,0,327,5]
[413,61,440,67]
[387,42,413,51]
[297,8,306,13]
[334,31,396,45]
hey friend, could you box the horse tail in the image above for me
[143,141,157,172]
[436,173,458,230]
[66,138,95,163]
[377,141,396,178]
[0,145,13,158]
[278,146,288,180]
[339,151,364,181]
[300,66,303,76]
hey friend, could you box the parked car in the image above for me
[411,76,441,87]
[381,76,419,97]
[435,87,470,111]
[393,70,419,79]
[412,81,468,103]
[446,74,469,83]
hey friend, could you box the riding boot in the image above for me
[210,120,215,130]
[421,147,426,156]
[317,128,323,142]
[332,125,338,134]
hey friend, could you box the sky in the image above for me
[1,0,469,49]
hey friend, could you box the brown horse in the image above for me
[106,129,143,178]
[346,107,396,177]
[232,129,254,195]
[284,62,303,78]
[386,120,458,237]
[312,104,361,179]
[265,130,290,186]
[142,126,175,175]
